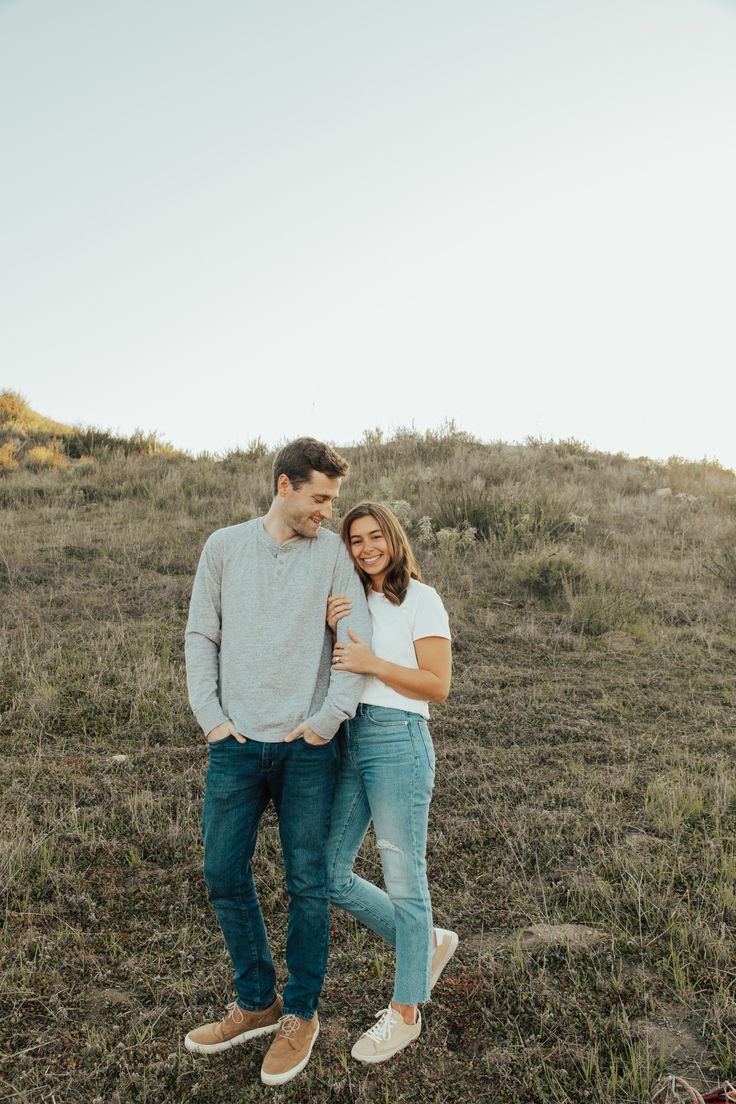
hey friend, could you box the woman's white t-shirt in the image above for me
[360,578,451,719]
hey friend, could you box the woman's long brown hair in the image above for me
[339,502,421,606]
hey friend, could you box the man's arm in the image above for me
[184,533,230,737]
[302,542,372,741]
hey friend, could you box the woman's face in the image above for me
[348,515,391,586]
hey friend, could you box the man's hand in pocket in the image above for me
[284,722,329,746]
[206,720,247,744]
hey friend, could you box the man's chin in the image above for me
[294,521,321,539]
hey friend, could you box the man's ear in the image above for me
[276,473,292,497]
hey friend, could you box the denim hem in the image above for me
[236,994,278,1012]
[392,989,431,1005]
[282,1006,317,1020]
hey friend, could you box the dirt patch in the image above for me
[626,830,665,849]
[86,988,138,1012]
[463,930,510,961]
[518,923,611,951]
[598,630,638,651]
[630,1006,711,1085]
[464,924,612,956]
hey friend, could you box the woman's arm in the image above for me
[332,629,452,704]
[374,637,452,703]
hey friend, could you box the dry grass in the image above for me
[0,390,184,466]
[0,440,20,473]
[0,389,76,438]
[25,445,68,472]
[1,424,736,1102]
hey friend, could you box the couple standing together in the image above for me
[183,437,457,1087]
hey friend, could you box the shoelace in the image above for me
[225,1001,245,1025]
[365,1007,401,1043]
[276,1014,301,1044]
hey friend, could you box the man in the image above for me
[183,437,371,1087]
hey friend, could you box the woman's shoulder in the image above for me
[403,579,448,616]
[404,578,451,637]
[405,578,444,602]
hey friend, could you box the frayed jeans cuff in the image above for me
[282,1006,318,1020]
[236,994,278,1012]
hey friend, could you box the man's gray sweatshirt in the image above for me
[185,517,371,743]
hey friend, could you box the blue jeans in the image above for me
[202,735,337,1019]
[326,704,436,1004]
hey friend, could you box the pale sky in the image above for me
[2,0,735,467]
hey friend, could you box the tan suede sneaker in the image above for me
[185,995,283,1054]
[351,1005,422,1063]
[431,927,459,989]
[260,1012,320,1086]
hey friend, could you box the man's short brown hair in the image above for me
[272,437,349,497]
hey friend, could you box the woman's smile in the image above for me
[358,549,389,579]
[348,516,392,590]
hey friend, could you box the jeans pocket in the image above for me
[364,706,410,727]
[416,720,436,776]
[301,736,337,759]
[207,734,231,746]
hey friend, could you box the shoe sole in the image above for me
[260,1019,320,1086]
[352,1031,420,1064]
[185,1021,280,1055]
[431,930,459,989]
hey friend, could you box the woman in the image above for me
[325,502,458,1064]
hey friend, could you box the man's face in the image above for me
[280,470,341,539]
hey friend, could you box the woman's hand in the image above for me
[332,628,378,675]
[327,593,352,633]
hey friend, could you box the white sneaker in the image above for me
[431,927,459,989]
[351,1005,422,1064]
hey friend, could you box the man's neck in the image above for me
[262,507,301,546]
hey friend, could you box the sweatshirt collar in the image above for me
[256,516,305,555]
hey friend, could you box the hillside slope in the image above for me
[1,422,735,1102]
[0,390,182,472]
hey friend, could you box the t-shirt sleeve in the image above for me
[411,586,452,641]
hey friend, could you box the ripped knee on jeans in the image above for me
[376,838,402,854]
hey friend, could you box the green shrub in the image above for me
[429,482,585,549]
[218,439,270,471]
[62,427,182,459]
[436,523,476,554]
[564,584,641,637]
[510,547,587,603]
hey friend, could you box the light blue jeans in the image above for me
[326,704,436,1004]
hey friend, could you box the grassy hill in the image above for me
[0,390,183,473]
[1,417,735,1103]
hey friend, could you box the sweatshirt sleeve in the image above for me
[305,541,372,740]
[184,532,230,737]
